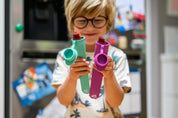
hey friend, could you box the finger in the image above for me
[106,62,114,70]
[71,66,91,72]
[75,70,91,76]
[108,56,114,62]
[104,66,113,71]
[106,62,113,66]
[92,62,96,69]
[93,64,113,72]
[75,58,86,62]
[71,61,89,68]
[91,63,100,71]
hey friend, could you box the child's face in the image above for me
[73,14,107,48]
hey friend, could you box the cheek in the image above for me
[73,26,107,37]
[98,28,107,37]
[73,27,81,34]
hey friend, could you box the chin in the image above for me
[85,37,98,44]
[85,42,96,46]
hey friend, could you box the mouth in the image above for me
[83,33,96,37]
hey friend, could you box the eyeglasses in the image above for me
[72,16,108,29]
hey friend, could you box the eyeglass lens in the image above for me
[73,16,107,29]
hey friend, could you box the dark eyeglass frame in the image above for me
[72,16,108,29]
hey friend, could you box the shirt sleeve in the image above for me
[51,50,69,86]
[111,49,132,93]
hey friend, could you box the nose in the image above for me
[86,20,94,29]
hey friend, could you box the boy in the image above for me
[52,0,131,117]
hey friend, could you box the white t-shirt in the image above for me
[52,45,131,118]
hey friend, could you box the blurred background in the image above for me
[0,0,178,118]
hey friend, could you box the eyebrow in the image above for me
[76,15,107,18]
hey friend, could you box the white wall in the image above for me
[146,0,178,118]
[146,0,161,118]
[0,0,5,118]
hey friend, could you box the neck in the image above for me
[86,44,95,52]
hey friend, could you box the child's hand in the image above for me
[69,58,91,80]
[93,56,115,79]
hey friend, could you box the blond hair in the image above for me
[64,0,116,32]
